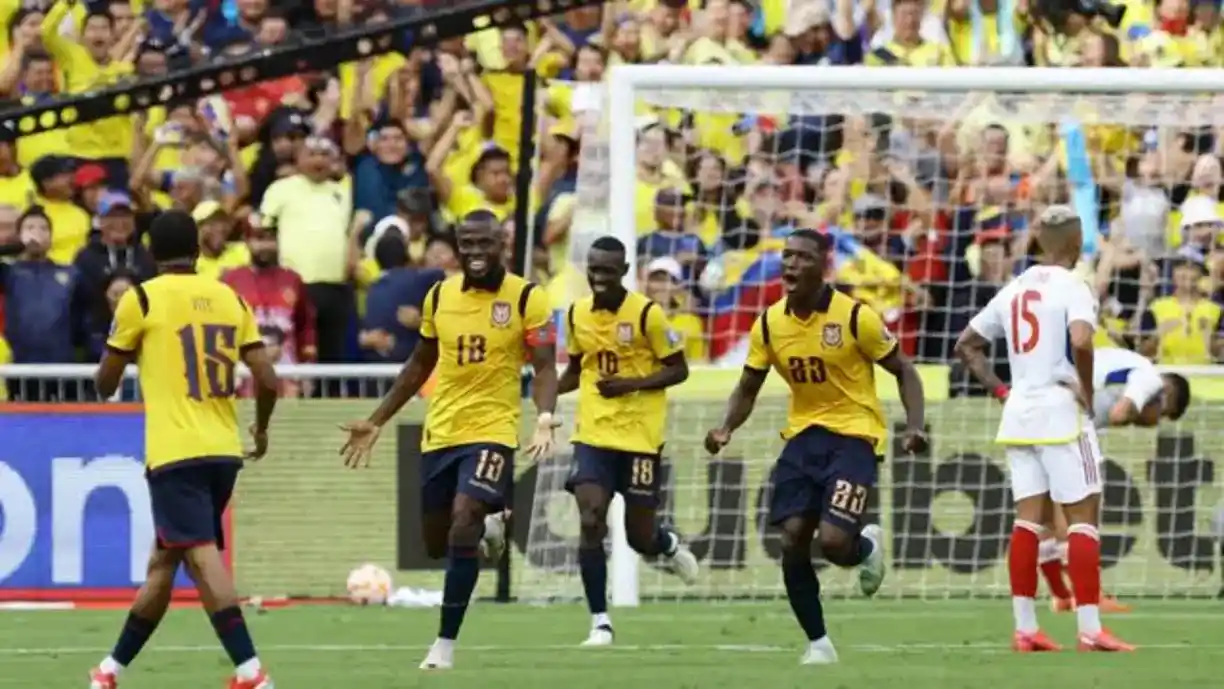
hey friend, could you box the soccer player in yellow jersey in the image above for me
[559,236,700,647]
[340,211,559,671]
[704,229,927,666]
[90,211,280,689]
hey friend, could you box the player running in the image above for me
[89,211,281,689]
[559,238,700,647]
[704,229,927,665]
[1040,347,1190,614]
[954,205,1134,653]
[339,211,559,671]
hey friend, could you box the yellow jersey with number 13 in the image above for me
[745,287,896,453]
[107,274,264,471]
[419,272,553,452]
[567,292,683,455]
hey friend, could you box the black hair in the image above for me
[790,228,830,250]
[1163,372,1191,421]
[83,9,114,28]
[22,49,51,68]
[590,235,626,254]
[470,147,511,184]
[460,209,500,229]
[17,205,49,232]
[8,8,36,41]
[148,210,199,263]
[374,231,408,271]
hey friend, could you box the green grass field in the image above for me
[4,600,1222,688]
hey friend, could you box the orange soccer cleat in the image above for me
[88,668,118,689]
[1078,628,1136,652]
[1013,630,1063,653]
[1099,596,1132,613]
[1050,597,1075,613]
[228,670,274,689]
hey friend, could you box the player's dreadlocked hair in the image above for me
[148,210,200,264]
[590,235,627,254]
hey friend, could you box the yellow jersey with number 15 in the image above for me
[567,292,684,455]
[746,287,896,453]
[419,272,553,452]
[107,274,264,472]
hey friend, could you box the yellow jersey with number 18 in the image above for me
[745,288,896,453]
[107,274,264,472]
[567,292,684,455]
[419,272,552,452]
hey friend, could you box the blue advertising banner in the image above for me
[0,406,197,599]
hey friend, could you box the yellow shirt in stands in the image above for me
[867,40,954,66]
[1167,194,1224,249]
[197,243,251,280]
[683,37,756,65]
[15,97,72,168]
[444,183,512,224]
[40,197,90,264]
[835,247,905,319]
[259,175,352,284]
[670,311,707,363]
[0,335,9,401]
[944,10,1029,64]
[339,54,407,121]
[0,170,35,211]
[482,71,527,169]
[1146,296,1221,365]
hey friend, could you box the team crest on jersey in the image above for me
[490,301,512,327]
[822,323,843,347]
[617,323,634,344]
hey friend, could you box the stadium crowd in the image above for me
[0,0,1222,401]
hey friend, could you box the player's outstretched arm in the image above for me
[954,327,1009,401]
[369,337,440,427]
[704,366,767,455]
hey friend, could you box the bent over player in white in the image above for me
[955,206,1134,653]
[1041,347,1191,614]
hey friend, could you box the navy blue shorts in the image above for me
[768,426,879,531]
[565,443,662,507]
[147,459,241,550]
[420,443,514,513]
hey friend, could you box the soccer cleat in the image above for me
[799,636,839,665]
[479,511,509,562]
[1100,596,1132,613]
[228,671,274,689]
[1012,630,1062,652]
[88,668,118,689]
[667,542,700,585]
[1077,629,1135,652]
[858,524,886,597]
[581,624,615,647]
[419,639,455,670]
[1050,596,1074,613]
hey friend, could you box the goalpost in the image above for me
[520,66,1224,606]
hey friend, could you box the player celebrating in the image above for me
[559,238,700,646]
[1040,348,1190,614]
[339,211,559,671]
[89,211,281,689]
[954,205,1134,653]
[704,229,927,665]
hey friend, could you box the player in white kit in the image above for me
[954,206,1134,653]
[1041,347,1191,614]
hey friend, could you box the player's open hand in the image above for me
[901,428,929,455]
[339,420,382,468]
[704,428,731,455]
[596,376,638,399]
[245,425,269,460]
[524,412,561,461]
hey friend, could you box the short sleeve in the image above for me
[644,302,683,360]
[745,315,771,372]
[1066,279,1098,330]
[105,289,145,353]
[566,305,583,356]
[523,284,552,330]
[854,303,900,362]
[968,292,1007,340]
[237,299,264,353]
[419,283,440,340]
[258,180,285,228]
[1123,367,1164,410]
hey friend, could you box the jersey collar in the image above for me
[784,285,833,315]
[592,289,628,313]
[461,267,507,292]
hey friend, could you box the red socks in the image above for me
[1066,524,1101,608]
[1038,539,1072,600]
[1009,520,1041,599]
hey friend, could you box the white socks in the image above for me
[592,612,612,629]
[235,657,263,681]
[1012,597,1038,634]
[1077,605,1102,636]
[98,656,123,675]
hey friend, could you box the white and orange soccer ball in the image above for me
[346,563,393,605]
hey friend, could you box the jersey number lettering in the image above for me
[178,324,237,401]
[456,334,488,365]
[830,479,867,516]
[596,350,619,376]
[474,449,505,483]
[787,356,826,384]
[631,457,655,488]
[1009,290,1042,354]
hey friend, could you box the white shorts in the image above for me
[1006,426,1103,504]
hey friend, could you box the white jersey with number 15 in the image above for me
[968,265,1099,444]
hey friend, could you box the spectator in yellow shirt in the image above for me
[0,136,35,211]
[1139,251,1223,364]
[867,0,955,66]
[193,201,251,279]
[29,155,88,265]
[642,256,709,363]
[426,110,515,222]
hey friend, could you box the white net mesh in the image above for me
[521,71,1224,601]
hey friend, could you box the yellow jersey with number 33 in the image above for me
[106,274,264,471]
[419,272,552,452]
[746,287,896,452]
[567,292,683,455]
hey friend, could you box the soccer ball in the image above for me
[346,563,393,605]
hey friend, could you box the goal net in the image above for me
[520,66,1224,603]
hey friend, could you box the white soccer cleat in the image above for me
[479,511,508,561]
[800,636,839,665]
[857,524,886,597]
[419,639,454,670]
[581,625,615,647]
[667,542,700,585]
